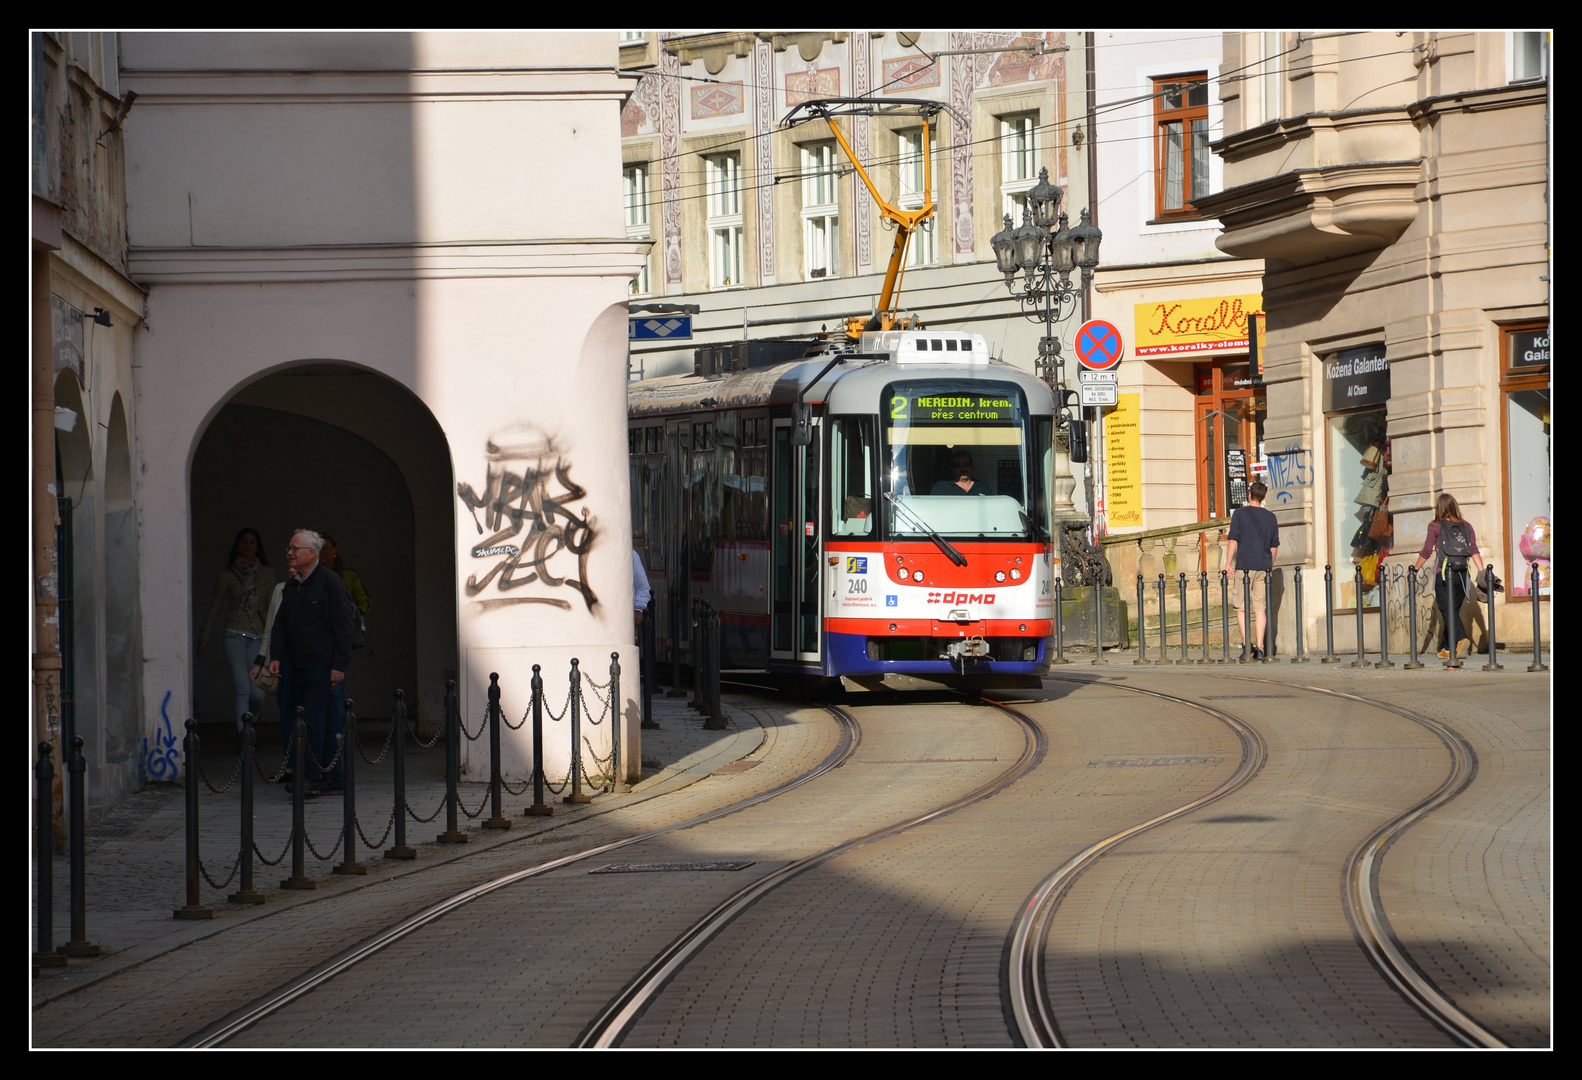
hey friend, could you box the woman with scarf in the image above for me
[199,527,276,731]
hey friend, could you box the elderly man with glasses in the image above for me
[268,529,357,796]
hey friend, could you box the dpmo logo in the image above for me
[926,591,996,604]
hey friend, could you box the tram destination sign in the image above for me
[892,392,1016,424]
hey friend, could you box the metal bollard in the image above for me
[610,652,627,789]
[230,714,266,902]
[334,700,367,875]
[1154,574,1171,665]
[1260,571,1274,662]
[1091,571,1108,664]
[525,665,554,816]
[1051,574,1071,664]
[641,600,659,729]
[1198,571,1212,664]
[1527,562,1547,672]
[1177,573,1191,664]
[63,735,98,955]
[1374,566,1394,668]
[1350,565,1368,668]
[705,609,728,730]
[1291,566,1309,663]
[484,674,511,829]
[35,743,67,967]
[386,690,417,858]
[1219,570,1231,663]
[1482,565,1504,671]
[437,680,468,843]
[1239,571,1253,663]
[1321,564,1341,663]
[281,710,315,889]
[176,720,217,916]
[565,659,592,804]
[667,588,687,697]
[1133,572,1148,665]
[1404,568,1425,669]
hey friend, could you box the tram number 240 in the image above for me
[847,578,869,594]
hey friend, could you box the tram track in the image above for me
[577,692,1046,1047]
[1007,671,1502,1049]
[182,697,862,1048]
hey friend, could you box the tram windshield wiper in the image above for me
[884,492,969,567]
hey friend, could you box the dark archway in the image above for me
[190,363,456,750]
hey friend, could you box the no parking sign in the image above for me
[1075,319,1125,372]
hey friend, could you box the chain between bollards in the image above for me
[333,700,368,875]
[438,680,468,842]
[35,743,66,967]
[484,674,511,829]
[386,689,417,857]
[175,720,215,917]
[230,715,266,902]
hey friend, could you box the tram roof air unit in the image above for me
[862,330,990,366]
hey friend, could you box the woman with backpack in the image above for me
[1411,493,1489,659]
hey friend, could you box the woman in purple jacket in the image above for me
[1411,493,1489,659]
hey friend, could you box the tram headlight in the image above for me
[898,568,910,580]
[1010,568,1021,580]
[995,571,1006,582]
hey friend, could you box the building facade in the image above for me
[1199,31,1549,651]
[32,32,646,821]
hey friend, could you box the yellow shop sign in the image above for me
[1134,294,1263,357]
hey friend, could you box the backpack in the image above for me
[1437,520,1471,571]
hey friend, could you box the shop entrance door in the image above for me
[1194,362,1263,521]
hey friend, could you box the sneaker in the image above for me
[1252,647,1266,661]
[1437,649,1450,659]
[1456,639,1471,659]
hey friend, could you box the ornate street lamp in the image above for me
[990,166,1107,587]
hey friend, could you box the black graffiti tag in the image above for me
[457,456,598,611]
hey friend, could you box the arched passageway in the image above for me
[189,363,457,752]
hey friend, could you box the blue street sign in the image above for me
[629,316,693,340]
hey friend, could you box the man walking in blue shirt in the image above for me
[1226,480,1280,660]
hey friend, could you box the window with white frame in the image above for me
[1510,32,1547,82]
[624,163,652,296]
[999,114,1038,221]
[620,31,646,43]
[801,142,840,279]
[898,129,937,267]
[705,152,743,289]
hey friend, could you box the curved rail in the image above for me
[182,701,862,1048]
[577,696,1047,1048]
[1004,678,1268,1048]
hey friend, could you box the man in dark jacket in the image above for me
[268,529,356,794]
[1226,480,1280,660]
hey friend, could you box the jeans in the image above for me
[223,630,266,731]
[293,664,333,784]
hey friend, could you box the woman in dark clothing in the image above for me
[1411,493,1488,659]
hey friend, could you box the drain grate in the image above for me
[1089,756,1215,767]
[590,861,755,874]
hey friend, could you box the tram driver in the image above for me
[930,449,989,496]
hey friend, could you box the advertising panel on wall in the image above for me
[1104,392,1142,528]
[1134,294,1263,357]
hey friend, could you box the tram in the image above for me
[628,328,1058,688]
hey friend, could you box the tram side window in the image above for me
[830,416,875,537]
[738,415,769,542]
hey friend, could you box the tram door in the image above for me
[771,418,822,663]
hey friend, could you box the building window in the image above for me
[620,31,646,43]
[999,114,1038,221]
[898,129,937,267]
[1501,324,1550,599]
[1153,74,1210,219]
[1510,32,1547,82]
[705,152,743,289]
[801,142,840,279]
[624,163,651,297]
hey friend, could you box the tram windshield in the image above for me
[881,379,1043,541]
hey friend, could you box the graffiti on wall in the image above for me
[1266,443,1312,506]
[457,426,599,612]
[143,690,181,781]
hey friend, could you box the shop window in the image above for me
[1153,74,1210,219]
[1327,409,1390,611]
[1502,324,1550,598]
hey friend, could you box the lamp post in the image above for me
[990,167,1107,586]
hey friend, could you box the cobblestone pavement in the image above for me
[32,659,1549,1049]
